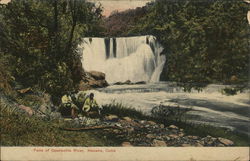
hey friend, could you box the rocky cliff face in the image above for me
[79,71,109,91]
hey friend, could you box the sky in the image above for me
[1,0,249,21]
[0,0,152,17]
[90,0,152,16]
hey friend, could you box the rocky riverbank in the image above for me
[63,114,235,147]
[0,91,242,147]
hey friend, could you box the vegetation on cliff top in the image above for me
[104,0,249,91]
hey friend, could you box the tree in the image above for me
[0,0,103,97]
[123,0,249,90]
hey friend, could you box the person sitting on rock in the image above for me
[75,91,87,109]
[61,92,79,118]
[82,93,100,117]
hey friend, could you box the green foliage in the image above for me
[120,0,249,90]
[151,104,191,122]
[0,98,117,146]
[101,101,146,119]
[0,0,103,97]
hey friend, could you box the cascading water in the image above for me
[78,35,166,83]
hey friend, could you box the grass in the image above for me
[0,100,119,146]
[1,96,249,146]
[101,102,147,120]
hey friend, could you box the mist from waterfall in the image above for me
[78,35,166,83]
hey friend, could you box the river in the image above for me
[87,82,250,136]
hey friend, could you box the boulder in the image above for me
[147,121,157,125]
[159,124,165,128]
[114,80,132,85]
[17,87,32,94]
[169,134,179,139]
[79,71,109,91]
[39,105,51,115]
[218,137,234,146]
[122,142,133,147]
[123,117,133,122]
[146,134,155,139]
[230,75,238,82]
[152,139,167,147]
[134,81,146,84]
[79,79,108,91]
[195,143,204,147]
[169,125,179,129]
[19,105,34,116]
[181,144,191,147]
[114,82,123,85]
[88,71,106,80]
[124,80,131,84]
[188,136,199,140]
[105,115,119,121]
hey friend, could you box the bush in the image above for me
[0,96,117,146]
[101,101,146,119]
[151,104,191,122]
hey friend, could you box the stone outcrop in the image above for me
[79,71,109,91]
[114,80,146,85]
[64,115,235,147]
[19,105,34,116]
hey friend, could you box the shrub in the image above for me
[151,104,191,122]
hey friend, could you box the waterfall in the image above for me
[78,35,166,83]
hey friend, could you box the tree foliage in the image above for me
[109,0,249,90]
[0,0,103,96]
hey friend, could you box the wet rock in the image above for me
[152,139,167,147]
[88,71,105,80]
[19,105,34,116]
[178,133,185,137]
[134,81,146,84]
[114,82,123,85]
[79,71,109,90]
[218,137,234,146]
[122,142,133,147]
[169,125,179,129]
[114,80,131,85]
[124,80,131,84]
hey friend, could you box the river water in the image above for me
[87,82,250,136]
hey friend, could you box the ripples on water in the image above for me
[87,82,250,135]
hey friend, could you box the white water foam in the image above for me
[78,35,165,83]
